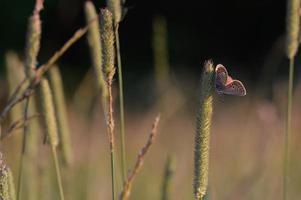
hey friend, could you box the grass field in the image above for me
[0,0,300,200]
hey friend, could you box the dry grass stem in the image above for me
[1,114,40,140]
[107,69,116,152]
[119,115,160,200]
[106,68,116,200]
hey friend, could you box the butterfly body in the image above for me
[215,64,246,96]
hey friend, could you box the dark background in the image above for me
[0,0,287,101]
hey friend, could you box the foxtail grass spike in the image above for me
[285,0,300,59]
[24,0,43,79]
[106,0,122,25]
[0,154,16,200]
[161,155,175,200]
[48,65,73,166]
[39,78,65,200]
[100,9,115,77]
[39,78,58,147]
[193,61,214,200]
[84,1,108,98]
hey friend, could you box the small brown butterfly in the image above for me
[215,64,246,96]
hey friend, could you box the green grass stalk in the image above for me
[39,78,64,200]
[161,155,175,200]
[284,0,300,199]
[193,61,214,200]
[115,27,127,184]
[48,65,73,166]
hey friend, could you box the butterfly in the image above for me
[215,64,246,96]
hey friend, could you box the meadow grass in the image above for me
[1,0,301,200]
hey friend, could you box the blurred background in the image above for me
[1,0,301,200]
[0,0,288,97]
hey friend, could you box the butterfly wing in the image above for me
[223,80,247,96]
[215,64,228,86]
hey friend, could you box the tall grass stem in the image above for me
[283,58,294,200]
[284,0,299,198]
[115,26,127,183]
[16,97,30,200]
